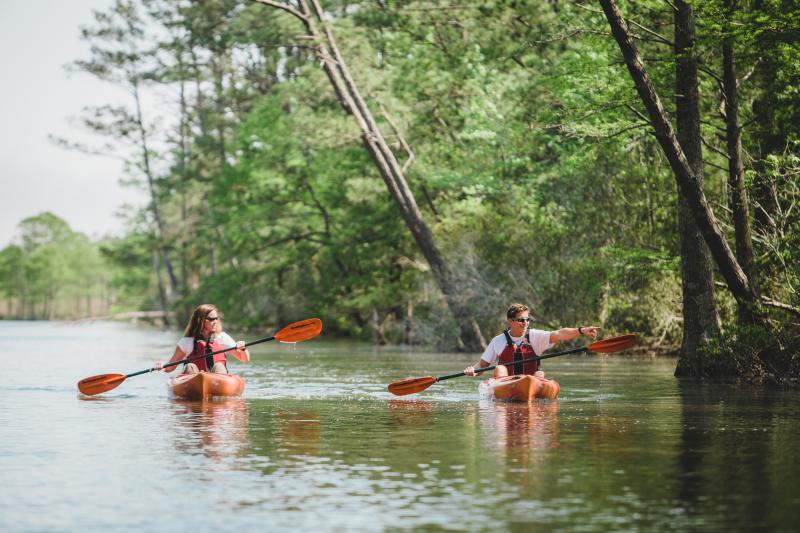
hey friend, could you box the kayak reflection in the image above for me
[479,400,560,467]
[274,409,322,456]
[169,398,249,462]
[387,399,435,428]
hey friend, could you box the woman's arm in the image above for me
[155,346,189,373]
[231,340,250,362]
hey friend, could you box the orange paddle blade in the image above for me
[274,318,322,343]
[589,334,636,354]
[78,374,126,396]
[387,376,436,396]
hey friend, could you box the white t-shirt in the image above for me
[480,329,554,365]
[176,332,236,355]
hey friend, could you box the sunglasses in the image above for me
[205,316,220,322]
[512,317,531,323]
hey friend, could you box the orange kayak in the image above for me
[169,372,245,400]
[480,374,560,401]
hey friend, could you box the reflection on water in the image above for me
[2,321,800,532]
[587,413,634,458]
[675,382,799,528]
[274,408,322,456]
[469,400,562,500]
[479,401,560,471]
[387,399,435,427]
[169,398,249,462]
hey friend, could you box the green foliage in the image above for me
[48,0,799,356]
[98,232,161,311]
[0,213,113,319]
[693,323,800,383]
[750,142,800,306]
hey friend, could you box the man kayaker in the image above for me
[464,303,598,378]
[154,304,250,374]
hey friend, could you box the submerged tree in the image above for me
[597,0,800,380]
[673,0,721,366]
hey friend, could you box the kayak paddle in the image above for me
[387,333,636,397]
[77,318,323,396]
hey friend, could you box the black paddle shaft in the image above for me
[435,345,590,383]
[124,334,276,378]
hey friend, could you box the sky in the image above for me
[0,0,147,247]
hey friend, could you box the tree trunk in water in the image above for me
[673,1,720,375]
[253,0,486,351]
[598,0,762,317]
[722,0,760,324]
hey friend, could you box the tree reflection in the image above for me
[677,381,779,527]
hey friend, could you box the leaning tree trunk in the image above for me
[673,1,720,375]
[253,0,486,351]
[598,0,762,319]
[722,0,760,324]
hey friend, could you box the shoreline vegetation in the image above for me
[4,1,799,381]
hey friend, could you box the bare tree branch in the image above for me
[379,105,415,173]
[700,135,731,160]
[627,18,673,47]
[713,282,800,316]
[252,0,309,22]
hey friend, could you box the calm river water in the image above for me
[1,320,798,532]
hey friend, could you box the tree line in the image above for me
[0,213,112,319]
[13,0,799,380]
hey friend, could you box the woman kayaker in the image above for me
[464,303,598,378]
[154,304,250,374]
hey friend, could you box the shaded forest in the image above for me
[2,0,799,380]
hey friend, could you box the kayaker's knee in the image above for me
[494,365,508,378]
[212,362,228,374]
[185,363,200,374]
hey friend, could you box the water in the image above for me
[1,320,798,532]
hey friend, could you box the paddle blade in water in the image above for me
[275,318,322,343]
[77,374,126,396]
[589,334,636,354]
[387,376,436,396]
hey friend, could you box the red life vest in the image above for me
[190,338,228,372]
[497,329,540,375]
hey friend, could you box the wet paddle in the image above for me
[387,334,636,396]
[77,318,323,396]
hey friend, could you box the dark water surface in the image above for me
[1,320,798,532]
